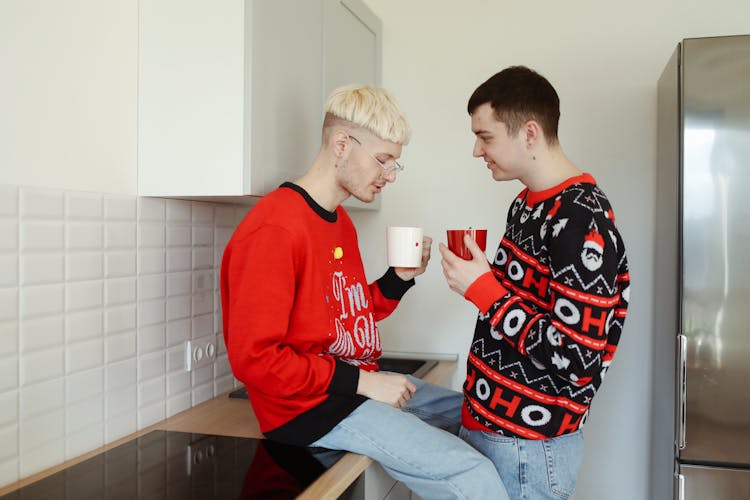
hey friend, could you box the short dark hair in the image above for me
[468,66,560,144]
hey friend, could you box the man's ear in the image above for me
[332,130,350,158]
[524,120,542,147]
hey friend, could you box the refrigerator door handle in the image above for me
[676,472,685,500]
[677,334,687,450]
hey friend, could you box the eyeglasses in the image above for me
[348,135,405,174]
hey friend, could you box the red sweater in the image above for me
[461,174,630,439]
[221,183,414,445]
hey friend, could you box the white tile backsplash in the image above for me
[0,426,18,463]
[0,184,241,488]
[104,305,136,334]
[166,226,191,247]
[139,249,165,275]
[20,439,63,478]
[138,223,165,248]
[106,359,136,392]
[166,393,191,418]
[0,391,18,427]
[66,222,103,249]
[191,314,213,339]
[20,222,64,250]
[166,319,190,347]
[0,425,18,462]
[0,322,18,357]
[66,253,104,281]
[0,255,17,287]
[191,203,214,224]
[138,377,165,408]
[137,274,165,300]
[139,198,166,221]
[65,310,102,343]
[66,368,103,404]
[20,348,64,386]
[165,199,191,222]
[65,423,104,460]
[65,192,103,220]
[192,226,213,246]
[165,248,190,272]
[105,412,136,443]
[192,248,212,270]
[104,251,136,278]
[65,280,103,311]
[20,189,64,219]
[104,196,136,221]
[65,397,103,435]
[20,284,63,318]
[20,409,64,454]
[137,324,165,354]
[105,385,136,418]
[166,296,190,322]
[104,277,136,305]
[105,223,136,249]
[0,186,18,216]
[19,316,62,353]
[0,357,18,392]
[0,222,18,251]
[20,378,64,419]
[20,254,64,285]
[166,272,191,296]
[104,330,136,363]
[137,299,164,327]
[138,352,165,382]
[0,289,18,322]
[65,338,103,374]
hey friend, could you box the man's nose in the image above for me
[472,141,483,157]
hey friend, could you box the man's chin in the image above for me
[351,191,377,204]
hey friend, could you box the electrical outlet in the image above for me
[185,334,220,372]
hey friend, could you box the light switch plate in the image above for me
[185,334,219,372]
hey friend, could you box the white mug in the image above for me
[386,226,424,267]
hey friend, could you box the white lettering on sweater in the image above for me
[329,271,379,358]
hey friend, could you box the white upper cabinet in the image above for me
[138,0,382,206]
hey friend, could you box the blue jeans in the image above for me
[311,375,509,500]
[459,426,584,500]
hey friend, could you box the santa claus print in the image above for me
[581,227,605,271]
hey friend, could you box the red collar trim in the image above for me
[525,173,596,206]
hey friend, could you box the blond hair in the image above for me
[323,84,411,145]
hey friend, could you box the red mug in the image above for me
[446,229,487,260]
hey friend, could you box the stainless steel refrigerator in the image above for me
[655,35,750,499]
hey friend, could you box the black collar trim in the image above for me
[281,182,338,222]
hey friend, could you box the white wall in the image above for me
[0,1,138,195]
[354,1,750,499]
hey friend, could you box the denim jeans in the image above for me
[459,426,584,500]
[311,375,509,500]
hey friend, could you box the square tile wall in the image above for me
[0,185,248,486]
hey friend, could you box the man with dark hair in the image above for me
[439,66,631,499]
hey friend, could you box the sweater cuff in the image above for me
[328,359,360,395]
[376,267,415,300]
[464,271,509,314]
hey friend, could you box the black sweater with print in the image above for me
[461,173,630,439]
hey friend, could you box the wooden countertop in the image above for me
[0,360,456,499]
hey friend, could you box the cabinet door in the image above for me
[139,0,245,197]
[247,0,324,196]
[324,0,383,211]
[323,0,381,93]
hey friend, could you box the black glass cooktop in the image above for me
[1,430,340,499]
